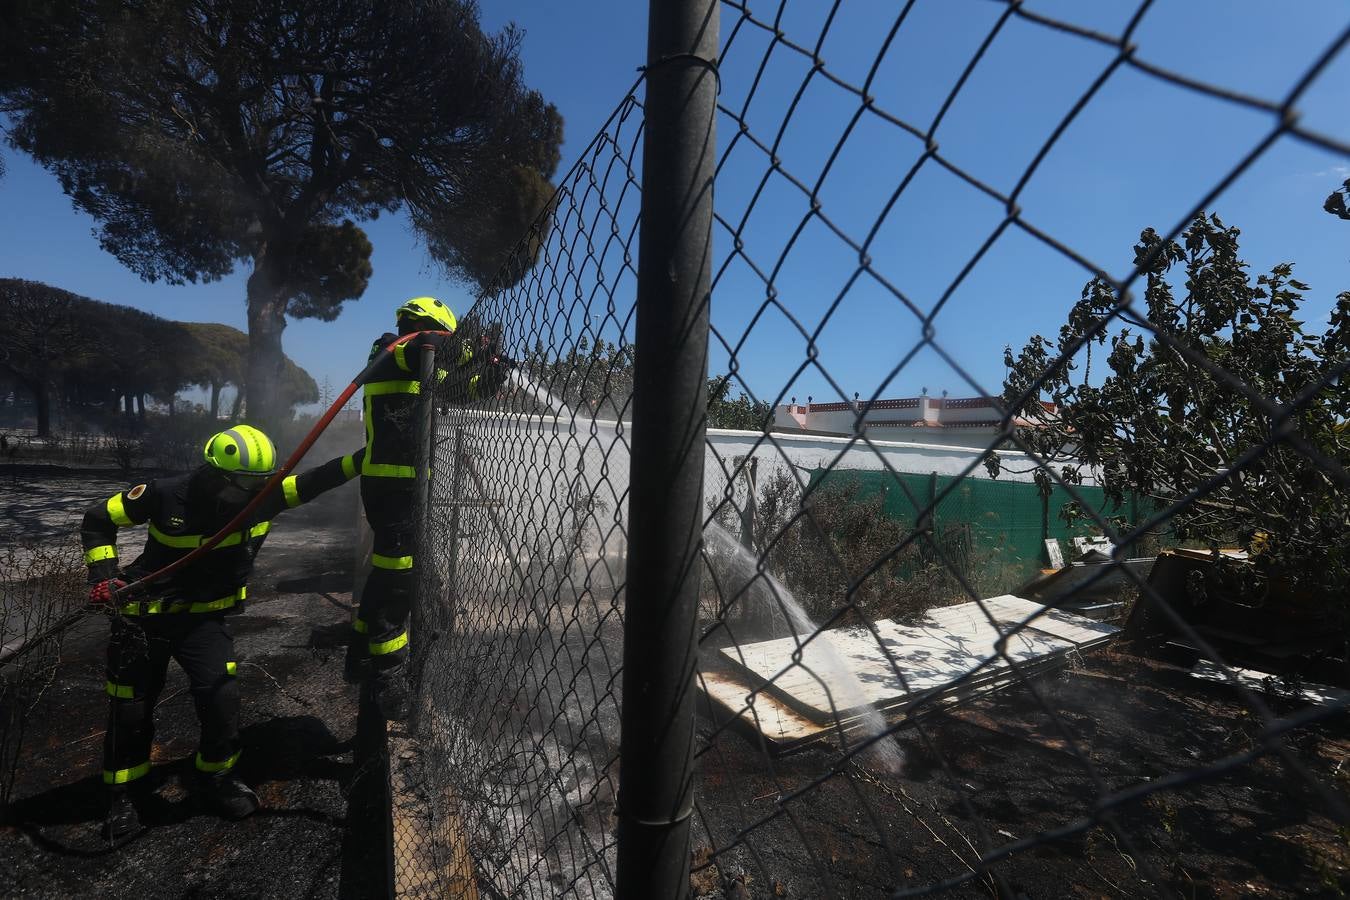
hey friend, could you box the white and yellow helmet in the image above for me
[396,296,457,332]
[203,424,278,477]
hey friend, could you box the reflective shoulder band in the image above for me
[107,493,134,526]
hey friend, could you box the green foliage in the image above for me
[1,0,563,422]
[706,471,985,632]
[707,375,773,431]
[0,279,91,434]
[286,221,374,322]
[517,336,635,420]
[0,279,319,426]
[997,213,1350,601]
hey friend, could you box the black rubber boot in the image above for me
[371,667,410,722]
[196,772,260,820]
[343,633,369,684]
[102,786,141,843]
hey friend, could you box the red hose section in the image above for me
[112,329,452,603]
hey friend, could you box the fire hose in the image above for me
[0,330,451,668]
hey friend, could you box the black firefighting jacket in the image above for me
[360,332,465,480]
[80,449,363,614]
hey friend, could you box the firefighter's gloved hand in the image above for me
[492,354,518,370]
[89,578,127,606]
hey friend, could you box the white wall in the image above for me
[432,412,1073,574]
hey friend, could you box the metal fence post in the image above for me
[617,1,718,897]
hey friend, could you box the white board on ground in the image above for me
[720,615,1073,722]
[925,595,1118,647]
[1190,660,1350,709]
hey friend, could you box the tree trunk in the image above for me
[245,252,291,429]
[209,382,222,419]
[230,387,244,420]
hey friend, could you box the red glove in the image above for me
[89,578,127,605]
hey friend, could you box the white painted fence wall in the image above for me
[434,412,1073,571]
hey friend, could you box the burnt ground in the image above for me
[4,463,1349,899]
[0,464,387,899]
[692,647,1350,899]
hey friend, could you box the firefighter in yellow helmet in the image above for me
[81,425,364,842]
[347,297,513,719]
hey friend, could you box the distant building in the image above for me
[771,393,1056,449]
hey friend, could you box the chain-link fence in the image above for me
[402,1,1350,897]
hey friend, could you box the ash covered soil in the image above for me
[692,647,1350,899]
[0,458,385,899]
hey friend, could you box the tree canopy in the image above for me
[1,0,563,424]
[995,214,1350,601]
[0,278,93,435]
[0,279,320,432]
[707,375,773,431]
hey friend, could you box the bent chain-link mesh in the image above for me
[406,93,644,899]
[403,2,1350,897]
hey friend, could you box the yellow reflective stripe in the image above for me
[282,475,301,508]
[435,367,448,384]
[186,587,246,613]
[457,342,473,366]
[371,553,414,571]
[85,545,117,564]
[105,680,136,699]
[365,379,420,396]
[468,373,482,400]
[369,631,409,656]
[103,761,150,785]
[149,523,200,549]
[360,461,417,478]
[225,661,237,676]
[341,454,357,480]
[121,587,244,616]
[148,523,267,549]
[353,617,368,634]
[393,342,411,373]
[107,493,134,527]
[195,750,241,774]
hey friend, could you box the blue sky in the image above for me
[1,0,1346,414]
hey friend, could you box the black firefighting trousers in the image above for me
[102,614,240,786]
[355,478,417,672]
